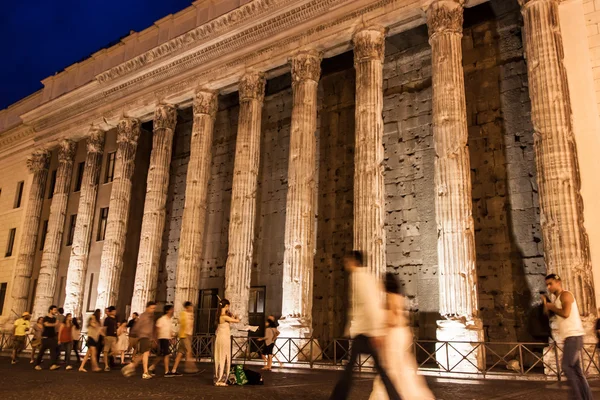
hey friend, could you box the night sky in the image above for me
[1,0,194,110]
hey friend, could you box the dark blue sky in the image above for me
[1,0,193,110]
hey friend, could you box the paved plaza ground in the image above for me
[1,356,599,399]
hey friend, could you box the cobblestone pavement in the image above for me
[1,357,599,400]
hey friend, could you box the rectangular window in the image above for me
[248,286,266,337]
[104,152,116,183]
[196,289,219,334]
[97,207,109,241]
[0,282,7,315]
[66,214,77,246]
[39,220,49,251]
[48,170,57,199]
[74,161,85,192]
[5,228,16,257]
[13,181,24,208]
[28,279,37,313]
[86,273,95,313]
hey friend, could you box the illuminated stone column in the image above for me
[9,150,50,319]
[63,129,105,317]
[131,105,178,314]
[96,118,141,308]
[352,27,386,277]
[174,90,217,314]
[427,0,483,372]
[280,52,321,339]
[33,140,77,317]
[520,0,596,320]
[224,72,265,326]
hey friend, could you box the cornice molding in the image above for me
[96,0,293,84]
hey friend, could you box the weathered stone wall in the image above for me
[463,1,545,341]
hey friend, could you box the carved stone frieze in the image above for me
[239,72,266,102]
[426,0,464,37]
[26,149,50,173]
[353,26,386,63]
[153,104,178,131]
[290,51,322,84]
[193,89,218,117]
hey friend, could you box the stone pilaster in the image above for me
[519,0,596,317]
[96,118,141,309]
[427,0,483,372]
[174,90,217,314]
[33,140,77,317]
[224,73,265,326]
[280,52,321,338]
[9,150,50,319]
[63,129,105,317]
[352,27,386,277]
[131,105,178,314]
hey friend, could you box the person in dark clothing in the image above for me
[34,305,60,371]
[595,308,600,348]
[103,306,118,371]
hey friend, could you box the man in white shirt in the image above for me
[149,304,176,377]
[329,251,400,400]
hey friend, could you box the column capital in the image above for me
[193,89,218,118]
[86,127,105,154]
[26,149,50,173]
[239,72,266,102]
[426,0,464,37]
[352,26,386,64]
[290,51,322,84]
[154,104,178,131]
[57,139,77,163]
[117,118,141,144]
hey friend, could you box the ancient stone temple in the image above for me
[1,0,600,362]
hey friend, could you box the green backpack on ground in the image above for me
[232,364,248,385]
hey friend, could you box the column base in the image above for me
[277,316,322,362]
[436,317,484,373]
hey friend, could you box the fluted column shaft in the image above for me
[131,105,178,313]
[63,129,105,317]
[96,119,141,308]
[33,140,77,317]
[223,73,265,325]
[10,150,50,318]
[428,0,479,320]
[353,27,386,277]
[520,0,596,315]
[174,90,217,314]
[281,52,321,328]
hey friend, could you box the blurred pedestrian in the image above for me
[58,313,74,370]
[121,302,156,379]
[34,305,60,371]
[71,317,82,363]
[149,304,176,377]
[30,317,43,364]
[103,306,118,371]
[79,309,101,372]
[117,319,129,365]
[171,301,198,376]
[11,312,31,365]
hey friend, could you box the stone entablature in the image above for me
[0,0,485,160]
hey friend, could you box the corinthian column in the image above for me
[63,129,105,317]
[10,150,50,319]
[280,52,321,337]
[33,140,77,317]
[174,90,217,314]
[96,118,141,308]
[427,0,483,371]
[224,73,265,326]
[352,27,386,276]
[519,0,596,319]
[131,105,178,313]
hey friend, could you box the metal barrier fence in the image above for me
[1,332,598,381]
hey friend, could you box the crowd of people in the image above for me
[7,251,596,399]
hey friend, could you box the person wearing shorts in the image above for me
[127,312,139,357]
[11,312,31,364]
[103,306,118,371]
[121,302,156,379]
[171,301,198,375]
[149,305,176,377]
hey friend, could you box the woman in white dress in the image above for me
[214,298,239,386]
[370,273,435,400]
[116,320,129,365]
